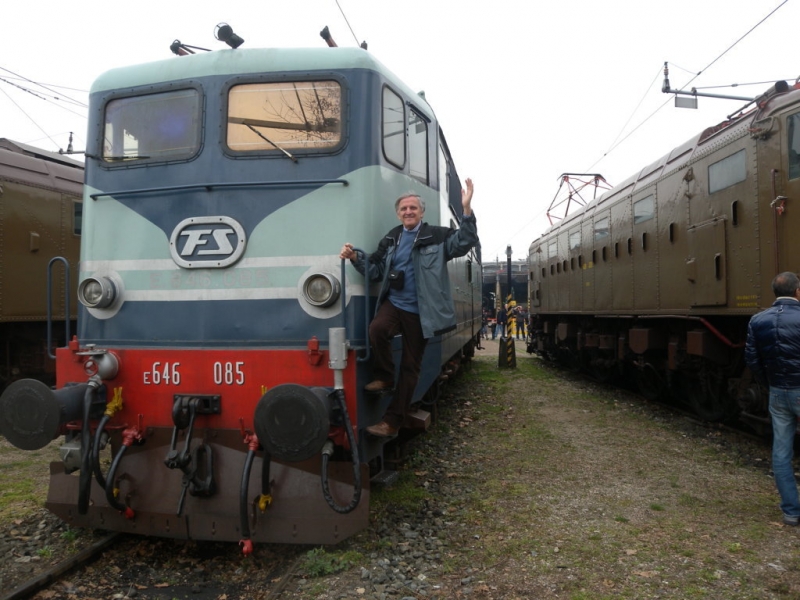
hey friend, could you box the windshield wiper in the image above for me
[103,154,151,161]
[245,124,297,163]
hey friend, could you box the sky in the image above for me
[2,0,798,262]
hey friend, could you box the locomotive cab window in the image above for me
[383,87,405,168]
[227,81,341,153]
[104,89,201,162]
[708,149,746,193]
[408,108,428,184]
[789,112,800,180]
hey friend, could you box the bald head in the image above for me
[772,272,800,298]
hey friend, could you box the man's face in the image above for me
[396,196,424,229]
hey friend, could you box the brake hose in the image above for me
[320,389,361,513]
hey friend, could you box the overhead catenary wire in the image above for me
[589,0,789,173]
[0,66,88,108]
[489,0,790,260]
[0,66,89,151]
[0,87,62,150]
[0,78,89,119]
[335,0,362,47]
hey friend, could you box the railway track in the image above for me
[0,349,779,599]
[1,532,120,600]
[1,530,308,600]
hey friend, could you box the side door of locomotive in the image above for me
[783,108,800,266]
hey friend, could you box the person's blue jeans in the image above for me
[769,387,800,518]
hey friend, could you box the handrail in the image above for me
[341,249,371,363]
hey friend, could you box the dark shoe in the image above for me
[366,421,398,437]
[365,380,393,392]
[783,514,799,526]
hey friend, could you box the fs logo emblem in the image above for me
[169,216,246,269]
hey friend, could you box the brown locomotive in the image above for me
[527,80,800,430]
[0,139,82,390]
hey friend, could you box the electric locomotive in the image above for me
[0,139,81,389]
[0,30,481,549]
[528,78,800,429]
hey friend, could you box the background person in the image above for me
[745,271,800,526]
[340,180,478,437]
[515,307,526,340]
[496,306,507,339]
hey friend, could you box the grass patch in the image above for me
[614,516,629,523]
[372,469,429,512]
[417,351,785,598]
[300,547,364,578]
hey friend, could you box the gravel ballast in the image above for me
[1,340,799,599]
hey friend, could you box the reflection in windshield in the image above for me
[227,81,341,152]
[104,90,201,162]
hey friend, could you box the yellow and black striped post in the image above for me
[498,335,517,369]
[507,299,517,339]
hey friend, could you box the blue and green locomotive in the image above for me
[0,35,481,549]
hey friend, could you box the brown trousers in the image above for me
[369,301,428,428]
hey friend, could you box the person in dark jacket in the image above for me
[515,308,526,340]
[340,180,478,437]
[496,307,507,339]
[745,271,800,526]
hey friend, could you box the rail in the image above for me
[0,532,120,600]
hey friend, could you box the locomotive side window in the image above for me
[569,230,580,249]
[594,218,609,241]
[633,195,654,223]
[104,89,201,162]
[408,108,428,184]
[73,202,82,236]
[383,87,405,168]
[708,149,746,193]
[227,81,341,152]
[789,112,800,180]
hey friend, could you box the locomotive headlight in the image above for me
[302,273,340,307]
[78,277,117,309]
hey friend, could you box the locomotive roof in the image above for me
[0,138,83,195]
[0,138,84,169]
[533,82,800,245]
[91,46,434,117]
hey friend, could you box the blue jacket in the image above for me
[352,214,478,339]
[745,298,800,388]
